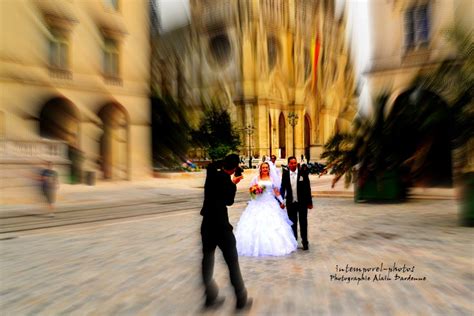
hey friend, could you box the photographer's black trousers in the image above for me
[201,218,247,302]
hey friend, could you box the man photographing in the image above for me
[200,154,252,310]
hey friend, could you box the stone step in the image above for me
[312,191,353,198]
[1,186,45,205]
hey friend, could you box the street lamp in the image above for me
[288,111,299,157]
[242,124,255,169]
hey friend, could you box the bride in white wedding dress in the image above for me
[235,162,297,256]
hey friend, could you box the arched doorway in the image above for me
[278,113,286,159]
[98,103,129,180]
[268,114,272,156]
[304,114,311,161]
[387,88,452,187]
[39,97,81,183]
[40,97,79,144]
[0,111,5,140]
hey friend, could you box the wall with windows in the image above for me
[0,0,151,183]
[342,0,473,188]
[368,0,457,72]
[346,0,471,116]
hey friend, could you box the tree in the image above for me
[321,94,392,189]
[320,133,355,188]
[151,94,194,168]
[192,103,241,161]
[410,24,473,225]
[410,24,473,186]
[321,24,473,207]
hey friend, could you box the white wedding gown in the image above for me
[235,180,297,256]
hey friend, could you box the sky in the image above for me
[155,0,191,33]
[343,0,372,115]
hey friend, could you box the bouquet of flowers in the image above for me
[249,184,265,199]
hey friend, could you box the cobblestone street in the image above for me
[0,196,472,315]
[2,0,472,314]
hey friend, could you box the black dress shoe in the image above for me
[204,296,225,309]
[236,297,253,311]
[303,243,309,251]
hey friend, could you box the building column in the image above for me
[256,101,269,157]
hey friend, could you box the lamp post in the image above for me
[242,124,255,169]
[288,111,299,157]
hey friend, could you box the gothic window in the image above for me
[304,114,311,160]
[404,4,430,50]
[209,34,232,67]
[304,49,311,80]
[268,114,272,154]
[267,36,279,70]
[278,113,286,158]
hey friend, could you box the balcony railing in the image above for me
[0,139,69,163]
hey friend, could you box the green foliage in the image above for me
[151,94,194,168]
[320,25,473,192]
[192,102,241,161]
[320,133,355,188]
[412,24,473,147]
[410,24,473,182]
[321,94,392,188]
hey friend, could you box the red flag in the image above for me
[311,36,321,92]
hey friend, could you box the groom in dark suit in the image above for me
[280,156,313,250]
[200,154,252,310]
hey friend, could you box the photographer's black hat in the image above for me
[223,154,240,170]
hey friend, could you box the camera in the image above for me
[234,166,244,177]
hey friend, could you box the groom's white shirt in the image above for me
[290,169,298,203]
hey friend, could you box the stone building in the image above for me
[345,0,473,185]
[151,0,357,162]
[348,0,472,115]
[0,0,152,196]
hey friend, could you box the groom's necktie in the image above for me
[290,171,298,203]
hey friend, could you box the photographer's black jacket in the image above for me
[200,164,236,226]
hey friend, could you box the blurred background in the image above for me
[0,1,473,315]
[0,0,472,219]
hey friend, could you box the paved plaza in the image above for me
[0,174,472,315]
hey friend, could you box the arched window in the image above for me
[268,114,272,155]
[267,36,280,70]
[304,49,311,80]
[278,113,286,158]
[304,114,311,160]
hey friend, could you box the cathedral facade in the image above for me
[152,0,357,162]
